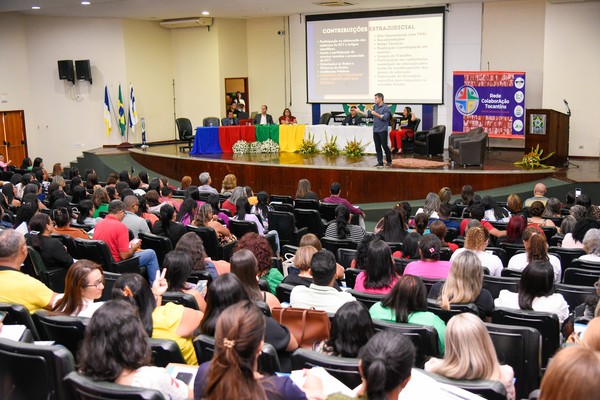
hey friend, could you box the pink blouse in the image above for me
[353,271,398,294]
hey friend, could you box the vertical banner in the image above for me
[452,71,526,137]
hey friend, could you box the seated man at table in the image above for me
[342,106,363,126]
[252,104,275,125]
[236,103,249,120]
[222,109,239,126]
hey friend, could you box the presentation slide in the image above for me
[306,8,445,104]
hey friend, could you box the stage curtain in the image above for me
[279,124,305,152]
[256,125,279,143]
[191,127,221,154]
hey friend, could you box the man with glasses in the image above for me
[0,229,60,312]
[121,195,151,238]
[93,200,160,285]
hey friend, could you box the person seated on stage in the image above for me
[227,102,238,118]
[524,182,549,207]
[221,109,239,126]
[279,107,297,125]
[252,104,275,125]
[323,181,366,221]
[236,102,249,120]
[342,105,363,126]
[389,106,419,154]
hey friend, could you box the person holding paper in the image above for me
[357,93,392,167]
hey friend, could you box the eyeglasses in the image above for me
[84,277,105,289]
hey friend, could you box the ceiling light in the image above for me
[82,1,91,5]
[201,11,210,15]
[32,6,41,9]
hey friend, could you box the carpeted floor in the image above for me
[391,158,448,169]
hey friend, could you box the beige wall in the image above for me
[0,14,30,111]
[123,20,173,142]
[217,19,248,116]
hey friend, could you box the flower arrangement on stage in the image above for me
[232,139,279,154]
[297,133,320,155]
[514,144,554,169]
[344,136,369,158]
[322,133,340,156]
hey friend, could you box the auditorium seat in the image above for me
[175,117,194,152]
[292,349,361,389]
[148,338,186,367]
[426,299,478,323]
[449,128,488,166]
[268,210,307,247]
[202,117,220,127]
[161,292,199,310]
[414,124,446,157]
[419,369,507,400]
[24,246,67,293]
[34,310,88,362]
[64,371,164,400]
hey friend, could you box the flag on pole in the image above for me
[103,86,112,136]
[118,84,126,138]
[129,83,138,133]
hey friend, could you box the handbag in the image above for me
[272,307,330,349]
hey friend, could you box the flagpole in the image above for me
[117,83,133,149]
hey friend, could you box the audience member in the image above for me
[193,203,235,244]
[79,300,191,399]
[120,195,151,238]
[290,250,356,313]
[93,200,160,285]
[198,172,218,194]
[92,187,110,218]
[375,209,408,243]
[52,260,104,317]
[298,233,344,280]
[527,201,556,228]
[295,178,319,200]
[282,245,318,287]
[0,229,60,312]
[524,182,548,207]
[580,228,600,262]
[315,301,374,357]
[174,232,229,278]
[233,197,266,234]
[495,259,569,324]
[404,234,452,279]
[428,250,494,319]
[164,251,207,311]
[450,226,503,276]
[52,206,89,239]
[429,220,458,252]
[176,198,198,226]
[354,238,398,294]
[250,191,273,230]
[562,218,600,249]
[569,204,587,221]
[459,203,506,238]
[542,197,562,218]
[230,249,281,311]
[323,182,366,220]
[206,193,230,227]
[481,196,510,222]
[412,213,429,235]
[400,231,421,259]
[507,227,561,282]
[498,215,526,244]
[234,232,281,294]
[26,213,74,270]
[415,192,441,219]
[324,204,366,243]
[370,275,446,353]
[506,193,523,216]
[425,313,515,400]
[437,203,460,231]
[152,203,187,247]
[220,174,237,196]
[221,186,244,214]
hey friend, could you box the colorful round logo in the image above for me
[513,120,523,132]
[514,105,524,118]
[514,91,524,103]
[454,86,480,115]
[515,77,525,89]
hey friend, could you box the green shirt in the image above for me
[369,302,446,354]
[264,267,284,295]
[93,202,109,218]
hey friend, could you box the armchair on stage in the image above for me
[448,127,488,166]
[414,125,446,157]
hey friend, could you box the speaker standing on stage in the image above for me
[358,93,392,167]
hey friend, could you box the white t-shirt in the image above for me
[507,253,562,283]
[290,284,356,314]
[75,299,104,318]
[494,290,570,324]
[415,208,439,219]
[450,247,503,277]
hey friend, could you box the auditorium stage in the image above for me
[128,144,565,204]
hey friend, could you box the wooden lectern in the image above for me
[525,109,569,166]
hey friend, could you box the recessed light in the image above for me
[32,6,41,9]
[201,11,210,15]
[81,1,91,5]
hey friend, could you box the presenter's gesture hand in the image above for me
[152,269,168,297]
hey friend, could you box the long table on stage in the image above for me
[190,124,375,154]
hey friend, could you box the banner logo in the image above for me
[454,86,479,116]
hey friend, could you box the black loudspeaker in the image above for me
[57,60,75,84]
[75,60,92,84]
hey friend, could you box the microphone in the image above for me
[564,99,571,116]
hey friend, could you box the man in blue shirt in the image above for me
[222,109,239,126]
[358,93,392,167]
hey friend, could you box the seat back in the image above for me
[319,112,332,125]
[346,289,384,309]
[188,270,213,287]
[373,319,439,368]
[0,302,42,341]
[0,338,75,400]
[555,283,596,310]
[426,299,478,324]
[186,225,233,261]
[139,232,173,266]
[73,238,114,271]
[34,310,88,362]
[271,202,294,213]
[498,242,526,260]
[485,322,541,399]
[229,219,259,239]
[418,369,507,400]
[563,267,600,286]
[282,244,299,258]
[292,349,360,388]
[270,194,293,204]
[202,117,220,127]
[421,277,444,295]
[321,237,357,262]
[337,248,357,270]
[549,247,585,279]
[161,292,199,310]
[293,198,319,210]
[275,283,296,303]
[319,202,338,222]
[52,233,78,256]
[572,258,600,271]
[268,211,300,247]
[175,118,194,140]
[294,209,326,238]
[501,268,522,278]
[148,338,186,367]
[193,334,280,374]
[25,246,67,292]
[485,246,508,268]
[64,371,164,400]
[344,268,361,289]
[491,307,560,368]
[482,275,519,299]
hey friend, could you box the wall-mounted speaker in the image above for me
[75,60,92,84]
[58,60,75,84]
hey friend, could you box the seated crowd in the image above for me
[2,163,600,399]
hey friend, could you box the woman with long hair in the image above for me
[324,204,366,243]
[495,259,569,323]
[195,300,315,399]
[499,215,527,244]
[70,184,88,204]
[403,234,452,279]
[481,196,510,222]
[400,231,421,259]
[370,274,446,353]
[279,108,297,125]
[79,300,191,399]
[112,272,203,365]
[389,106,418,154]
[230,249,281,311]
[562,217,600,249]
[220,174,237,196]
[174,232,229,277]
[506,193,523,216]
[412,213,429,235]
[351,234,377,268]
[152,203,187,246]
[315,301,374,357]
[507,227,561,282]
[176,198,198,226]
[91,187,110,218]
[26,213,73,270]
[233,197,265,234]
[200,275,297,353]
[52,206,89,240]
[428,250,494,319]
[234,232,281,294]
[76,199,98,227]
[193,203,234,243]
[295,178,318,200]
[52,260,104,317]
[456,184,475,207]
[164,250,207,312]
[425,313,515,400]
[450,226,503,277]
[354,238,398,294]
[415,192,441,219]
[429,220,458,252]
[376,209,407,243]
[542,197,562,218]
[527,201,556,228]
[250,191,273,230]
